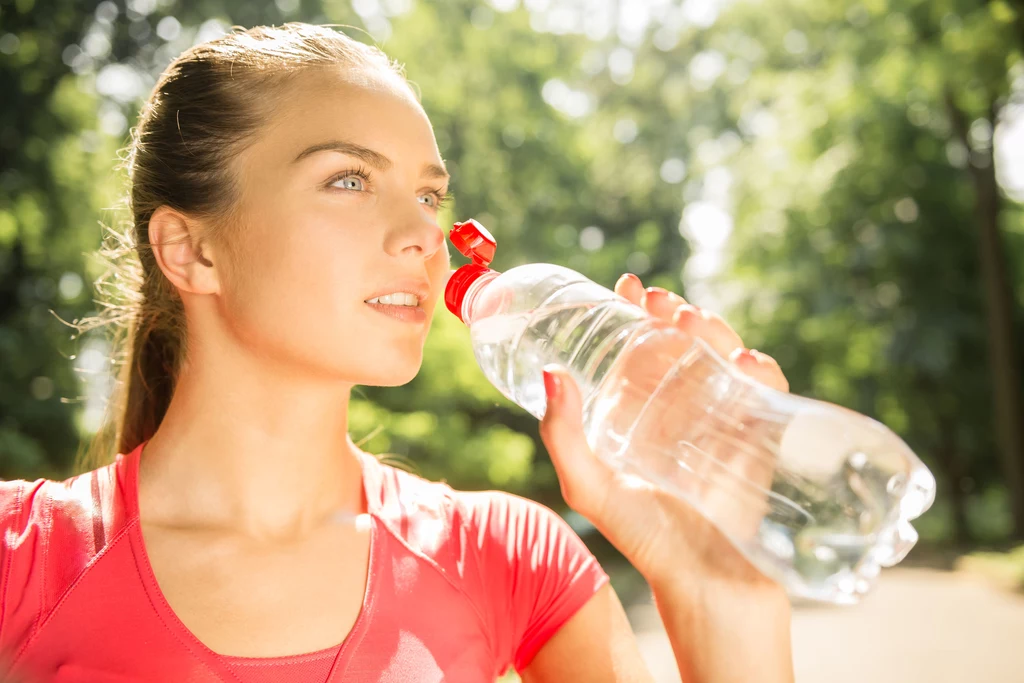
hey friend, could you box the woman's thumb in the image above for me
[539,364,611,515]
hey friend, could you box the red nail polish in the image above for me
[543,369,561,398]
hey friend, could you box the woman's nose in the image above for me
[386,212,446,258]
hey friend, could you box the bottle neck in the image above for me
[461,270,500,325]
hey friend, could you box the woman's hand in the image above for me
[539,273,791,603]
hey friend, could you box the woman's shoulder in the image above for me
[367,456,598,577]
[367,455,567,541]
[367,457,609,673]
[0,473,95,546]
[0,459,127,547]
[0,460,132,640]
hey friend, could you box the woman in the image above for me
[0,24,794,682]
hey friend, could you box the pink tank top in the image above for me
[221,644,339,682]
[0,442,609,682]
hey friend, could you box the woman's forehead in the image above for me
[257,68,437,163]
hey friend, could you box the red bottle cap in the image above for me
[450,219,496,266]
[445,219,498,323]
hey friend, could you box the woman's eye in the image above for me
[332,175,365,191]
[420,190,449,209]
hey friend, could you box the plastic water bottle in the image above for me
[445,219,936,604]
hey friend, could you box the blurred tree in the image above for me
[0,0,123,479]
[601,0,1024,540]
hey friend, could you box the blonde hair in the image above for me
[76,24,407,472]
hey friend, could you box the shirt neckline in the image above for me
[120,440,382,675]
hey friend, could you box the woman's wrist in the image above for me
[651,575,794,683]
[647,563,789,611]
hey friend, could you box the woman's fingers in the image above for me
[615,276,787,391]
[614,273,645,306]
[539,364,613,517]
[673,304,744,361]
[642,286,688,320]
[729,348,790,393]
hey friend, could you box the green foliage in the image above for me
[1,0,125,478]
[697,0,1024,541]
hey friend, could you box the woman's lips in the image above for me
[364,301,428,324]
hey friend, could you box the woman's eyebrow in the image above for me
[292,140,449,182]
[292,139,392,170]
[423,163,450,181]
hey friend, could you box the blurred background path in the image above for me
[627,567,1024,682]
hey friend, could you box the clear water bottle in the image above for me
[445,219,936,604]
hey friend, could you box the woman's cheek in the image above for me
[428,242,451,299]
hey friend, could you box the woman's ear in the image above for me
[148,206,221,296]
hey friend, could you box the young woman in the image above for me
[0,24,794,683]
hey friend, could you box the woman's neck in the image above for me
[137,340,367,542]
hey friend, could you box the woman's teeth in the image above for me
[365,292,420,306]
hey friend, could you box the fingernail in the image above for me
[673,303,699,322]
[543,367,561,399]
[645,286,667,296]
[731,347,750,360]
[617,273,641,289]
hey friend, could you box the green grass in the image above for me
[956,544,1024,591]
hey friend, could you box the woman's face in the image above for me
[216,67,452,386]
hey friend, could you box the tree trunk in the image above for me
[936,420,971,545]
[946,90,1024,538]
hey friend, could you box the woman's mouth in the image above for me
[364,294,427,324]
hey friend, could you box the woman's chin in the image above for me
[354,358,422,387]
